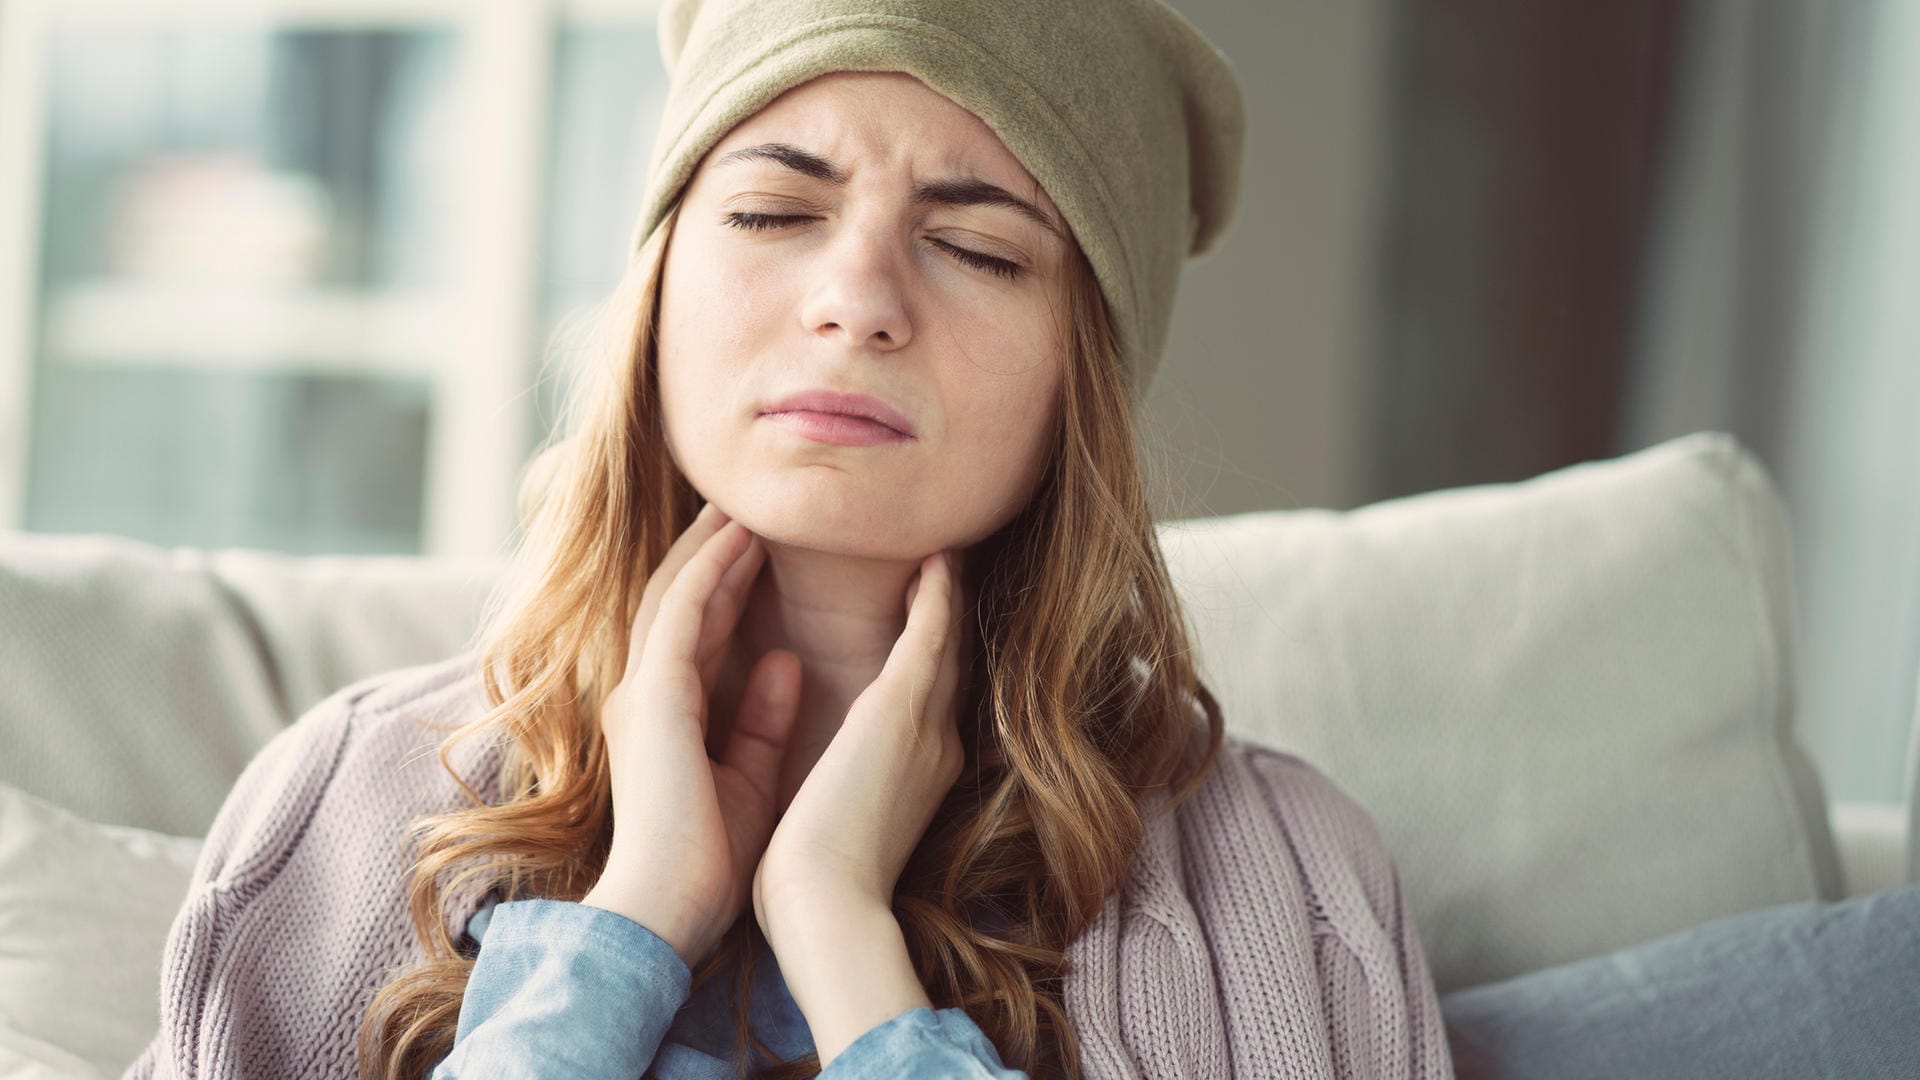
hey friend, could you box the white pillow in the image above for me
[1166,431,1841,991]
[0,783,202,1077]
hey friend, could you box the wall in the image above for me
[1144,0,1390,520]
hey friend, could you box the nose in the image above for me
[796,220,915,354]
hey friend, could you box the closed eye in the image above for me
[720,211,1025,281]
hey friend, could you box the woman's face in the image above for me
[655,70,1071,560]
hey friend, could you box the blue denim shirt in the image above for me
[428,895,1027,1078]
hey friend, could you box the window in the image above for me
[0,0,667,557]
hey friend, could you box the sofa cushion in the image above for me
[0,781,202,1076]
[1163,430,1840,989]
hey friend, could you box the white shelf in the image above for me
[44,279,460,377]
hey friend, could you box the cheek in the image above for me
[657,247,762,440]
[660,240,764,366]
[947,370,1059,508]
[937,302,1062,482]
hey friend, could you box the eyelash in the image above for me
[720,211,1025,281]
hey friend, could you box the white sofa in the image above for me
[1,429,1913,1076]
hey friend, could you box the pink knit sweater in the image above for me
[124,650,1453,1079]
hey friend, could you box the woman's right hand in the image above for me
[582,501,803,968]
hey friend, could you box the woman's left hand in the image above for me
[752,549,969,935]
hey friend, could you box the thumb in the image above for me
[720,650,802,824]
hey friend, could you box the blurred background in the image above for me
[0,0,1913,804]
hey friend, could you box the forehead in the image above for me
[702,71,1060,214]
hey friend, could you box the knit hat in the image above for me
[627,0,1246,401]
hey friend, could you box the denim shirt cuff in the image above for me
[485,898,694,1002]
[442,896,695,1073]
[821,1005,1017,1077]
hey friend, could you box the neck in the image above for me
[712,538,924,810]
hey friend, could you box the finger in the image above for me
[881,551,955,712]
[626,501,730,672]
[718,650,802,815]
[930,558,966,702]
[906,549,961,608]
[639,519,756,689]
[634,501,728,631]
[927,552,967,722]
[697,531,767,687]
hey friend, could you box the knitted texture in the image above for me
[124,651,1452,1079]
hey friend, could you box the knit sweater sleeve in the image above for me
[1062,740,1454,1080]
[1242,748,1455,1080]
[120,685,364,1080]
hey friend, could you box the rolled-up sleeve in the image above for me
[430,898,693,1078]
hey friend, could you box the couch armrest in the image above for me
[1830,800,1912,899]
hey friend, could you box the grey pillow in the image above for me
[1438,880,1920,1079]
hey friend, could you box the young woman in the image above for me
[127,2,1453,1078]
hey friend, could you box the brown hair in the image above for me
[357,195,1225,1079]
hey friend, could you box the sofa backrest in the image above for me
[0,429,1846,991]
[0,539,498,835]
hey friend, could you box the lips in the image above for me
[758,388,917,438]
[760,410,910,447]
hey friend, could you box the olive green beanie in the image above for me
[627,0,1246,401]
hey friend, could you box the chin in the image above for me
[713,478,928,559]
[718,486,887,545]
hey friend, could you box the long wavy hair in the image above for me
[357,191,1226,1079]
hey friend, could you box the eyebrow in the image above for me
[712,142,1067,241]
